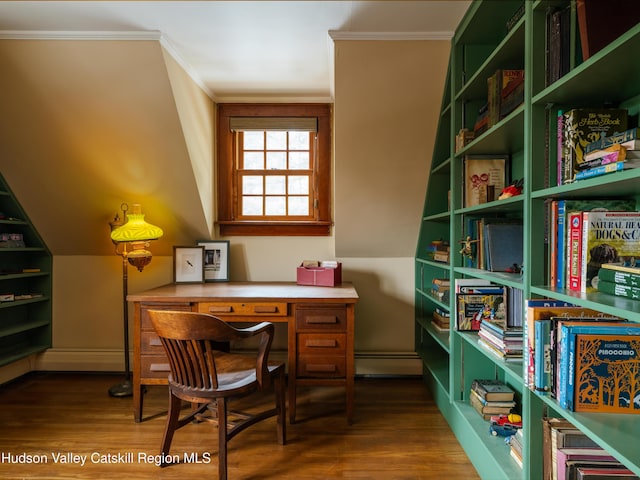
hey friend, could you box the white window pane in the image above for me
[243,131,264,150]
[288,175,309,194]
[266,151,286,170]
[265,196,286,215]
[289,131,309,150]
[266,131,287,150]
[289,196,309,216]
[266,176,286,194]
[243,152,264,169]
[289,151,309,169]
[242,196,263,216]
[242,176,263,194]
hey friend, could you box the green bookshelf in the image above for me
[414,1,640,479]
[0,172,52,367]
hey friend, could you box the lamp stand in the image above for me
[109,254,132,397]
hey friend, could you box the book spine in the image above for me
[597,267,640,287]
[534,319,552,392]
[550,200,558,287]
[568,212,583,291]
[579,148,624,167]
[597,280,640,299]
[557,109,564,185]
[556,200,566,288]
[574,160,625,180]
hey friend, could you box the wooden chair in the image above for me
[148,310,286,480]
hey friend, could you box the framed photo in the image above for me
[463,155,509,208]
[197,240,230,282]
[173,246,205,284]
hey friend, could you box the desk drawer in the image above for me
[140,303,193,330]
[298,333,346,355]
[296,305,346,331]
[141,331,165,354]
[297,355,346,378]
[140,355,171,379]
[198,301,287,317]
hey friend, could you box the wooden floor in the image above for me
[0,372,480,479]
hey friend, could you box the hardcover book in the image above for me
[561,108,627,184]
[598,265,640,288]
[572,332,640,413]
[584,127,640,155]
[578,211,640,292]
[456,290,506,331]
[470,378,515,402]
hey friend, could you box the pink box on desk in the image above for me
[296,263,342,287]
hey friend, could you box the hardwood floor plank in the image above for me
[0,373,480,479]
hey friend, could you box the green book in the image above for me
[597,279,640,299]
[598,266,640,288]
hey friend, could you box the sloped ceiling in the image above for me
[0,38,213,256]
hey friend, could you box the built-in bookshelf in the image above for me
[415,1,640,479]
[0,172,52,366]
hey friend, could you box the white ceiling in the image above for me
[0,1,470,100]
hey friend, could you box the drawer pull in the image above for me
[305,339,337,348]
[306,364,337,373]
[305,315,338,324]
[254,306,277,313]
[149,338,162,346]
[208,306,233,313]
[150,363,171,372]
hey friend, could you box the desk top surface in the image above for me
[128,281,358,303]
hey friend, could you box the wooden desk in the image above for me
[128,281,358,424]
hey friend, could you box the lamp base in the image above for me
[108,379,132,398]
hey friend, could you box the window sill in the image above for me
[217,221,332,237]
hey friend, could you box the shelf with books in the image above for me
[459,331,523,383]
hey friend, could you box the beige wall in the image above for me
[0,37,450,382]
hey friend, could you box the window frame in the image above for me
[217,103,332,236]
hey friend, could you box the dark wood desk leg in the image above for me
[346,304,355,424]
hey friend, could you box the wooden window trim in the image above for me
[217,103,332,236]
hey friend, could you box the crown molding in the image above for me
[0,30,162,41]
[328,30,454,41]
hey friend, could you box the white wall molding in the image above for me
[329,30,454,41]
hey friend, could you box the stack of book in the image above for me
[507,427,524,469]
[469,378,516,420]
[430,277,450,303]
[541,417,635,480]
[431,307,450,332]
[478,318,523,363]
[575,127,640,180]
[597,263,640,300]
[427,240,450,263]
[557,108,628,185]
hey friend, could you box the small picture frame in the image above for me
[173,246,205,284]
[463,154,509,208]
[197,240,230,282]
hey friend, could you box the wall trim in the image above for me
[29,348,421,376]
[328,30,454,41]
[0,30,162,41]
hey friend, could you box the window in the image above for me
[217,104,332,236]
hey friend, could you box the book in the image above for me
[557,448,618,480]
[484,222,524,272]
[577,211,640,292]
[469,389,516,416]
[576,0,640,60]
[583,143,640,163]
[584,128,640,155]
[573,333,640,413]
[456,288,506,331]
[601,263,640,275]
[542,417,575,480]
[574,161,631,181]
[576,466,640,479]
[487,69,524,127]
[597,280,640,300]
[557,322,640,410]
[598,265,640,287]
[561,109,628,184]
[470,378,515,402]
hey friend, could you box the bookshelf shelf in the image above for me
[415,1,640,479]
[0,172,52,368]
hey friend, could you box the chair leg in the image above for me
[275,370,286,445]
[160,391,182,463]
[217,398,228,480]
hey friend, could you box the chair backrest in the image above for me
[148,310,274,391]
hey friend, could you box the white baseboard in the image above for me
[1,349,422,381]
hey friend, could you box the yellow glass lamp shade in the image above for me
[110,204,163,243]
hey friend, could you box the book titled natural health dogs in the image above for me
[568,211,640,292]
